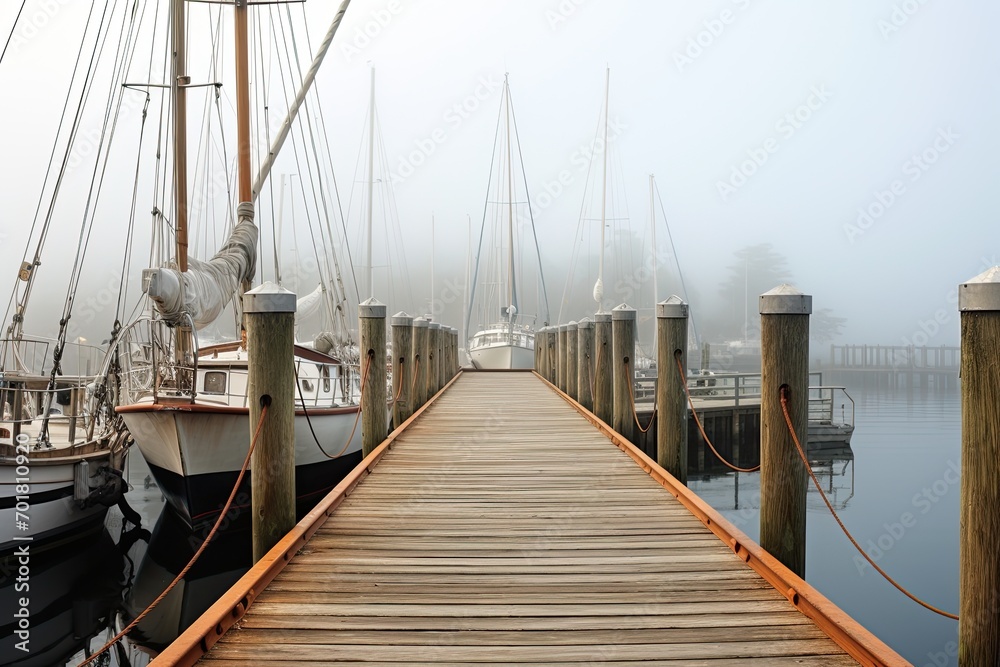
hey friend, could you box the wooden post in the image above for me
[360,298,387,458]
[449,328,458,379]
[759,285,811,578]
[701,342,710,372]
[612,304,636,443]
[67,386,79,445]
[959,266,1000,661]
[412,317,428,408]
[577,318,594,411]
[427,323,440,396]
[534,327,542,373]
[556,324,567,392]
[594,312,612,424]
[537,327,548,378]
[657,296,689,484]
[566,322,578,400]
[244,282,297,563]
[547,326,558,383]
[436,324,446,389]
[391,312,413,429]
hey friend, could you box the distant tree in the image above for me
[811,308,847,344]
[716,244,792,339]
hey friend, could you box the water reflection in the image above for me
[1,523,149,667]
[120,508,251,658]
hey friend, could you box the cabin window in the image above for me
[204,371,227,395]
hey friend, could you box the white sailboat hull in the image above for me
[470,343,535,370]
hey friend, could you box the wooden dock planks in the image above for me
[182,372,902,666]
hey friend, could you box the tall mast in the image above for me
[504,74,515,332]
[650,173,657,307]
[366,66,375,298]
[594,67,609,311]
[171,0,189,272]
[234,0,252,205]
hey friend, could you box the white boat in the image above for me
[111,1,365,527]
[466,74,549,369]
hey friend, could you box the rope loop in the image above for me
[779,387,958,620]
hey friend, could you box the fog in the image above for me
[1,0,996,354]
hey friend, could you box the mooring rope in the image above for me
[300,351,372,460]
[675,352,760,473]
[625,358,656,434]
[779,386,958,620]
[78,402,271,666]
[387,357,405,407]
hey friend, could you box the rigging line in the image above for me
[270,13,337,331]
[2,0,100,338]
[115,92,151,321]
[0,0,26,65]
[281,9,359,310]
[779,387,958,620]
[506,83,550,325]
[78,404,271,667]
[292,2,357,306]
[464,86,505,340]
[296,352,370,460]
[258,7,280,285]
[654,179,699,346]
[625,359,656,434]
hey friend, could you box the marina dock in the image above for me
[156,371,904,665]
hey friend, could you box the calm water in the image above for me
[692,382,961,664]
[6,381,961,666]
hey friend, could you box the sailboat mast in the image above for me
[595,66,609,310]
[171,0,189,272]
[430,213,435,314]
[650,173,657,306]
[235,0,252,205]
[366,66,375,298]
[504,74,515,331]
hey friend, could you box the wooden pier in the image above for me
[157,371,904,665]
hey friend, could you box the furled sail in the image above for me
[143,202,258,329]
[295,283,324,322]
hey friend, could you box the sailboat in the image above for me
[114,0,364,527]
[466,74,549,369]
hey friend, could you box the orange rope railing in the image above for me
[625,358,656,434]
[779,386,958,620]
[79,402,271,666]
[675,352,760,473]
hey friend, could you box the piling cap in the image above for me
[391,311,413,326]
[429,322,441,330]
[577,317,593,330]
[567,320,578,329]
[960,266,1000,312]
[612,303,636,321]
[594,312,612,323]
[657,295,689,319]
[358,297,386,319]
[413,316,428,328]
[558,323,569,332]
[243,281,296,314]
[759,284,811,315]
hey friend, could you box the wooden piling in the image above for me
[759,285,810,578]
[411,317,428,408]
[701,342,711,372]
[436,324,446,389]
[612,304,636,443]
[547,326,558,382]
[576,318,594,412]
[391,312,413,429]
[566,322,578,400]
[360,298,387,458]
[244,282,297,563]
[594,312,612,424]
[536,327,548,378]
[557,324,569,392]
[427,323,440,396]
[534,327,542,373]
[657,296,689,484]
[959,266,1000,661]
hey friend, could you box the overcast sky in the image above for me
[1,0,996,346]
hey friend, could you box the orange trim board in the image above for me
[149,371,463,667]
[532,371,908,667]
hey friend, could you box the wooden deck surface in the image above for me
[191,372,872,665]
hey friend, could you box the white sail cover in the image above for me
[295,283,324,322]
[143,203,258,329]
